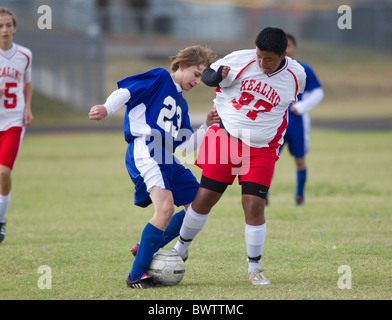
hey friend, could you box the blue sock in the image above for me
[160,209,185,248]
[130,222,164,281]
[296,169,307,197]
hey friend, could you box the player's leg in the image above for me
[0,166,11,243]
[125,139,172,286]
[128,186,174,283]
[174,125,234,256]
[294,156,306,205]
[241,184,270,285]
[0,127,23,243]
[239,147,278,285]
[288,114,307,205]
[160,163,200,249]
[173,178,227,257]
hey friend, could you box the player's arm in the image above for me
[176,109,220,154]
[201,66,230,87]
[291,87,324,115]
[23,82,33,126]
[89,88,130,120]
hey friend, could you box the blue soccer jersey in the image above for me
[118,68,194,152]
[118,68,199,208]
[282,62,322,158]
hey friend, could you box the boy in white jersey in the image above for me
[173,27,306,284]
[0,7,33,243]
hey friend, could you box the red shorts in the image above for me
[0,127,23,170]
[195,125,279,188]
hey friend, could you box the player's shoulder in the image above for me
[287,57,306,78]
[15,43,32,58]
[215,49,255,66]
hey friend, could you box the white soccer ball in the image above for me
[147,250,185,286]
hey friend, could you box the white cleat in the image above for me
[248,269,271,285]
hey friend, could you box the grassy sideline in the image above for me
[0,129,391,300]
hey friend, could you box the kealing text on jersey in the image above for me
[0,67,23,82]
[240,79,281,107]
[148,303,244,317]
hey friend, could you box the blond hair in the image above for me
[0,7,17,27]
[170,45,216,73]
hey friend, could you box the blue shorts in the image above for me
[281,112,308,159]
[125,137,199,208]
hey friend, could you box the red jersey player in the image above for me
[173,27,306,285]
[0,7,33,243]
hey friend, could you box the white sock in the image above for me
[174,204,209,256]
[0,193,11,223]
[245,223,266,274]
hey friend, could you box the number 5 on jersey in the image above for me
[2,82,18,109]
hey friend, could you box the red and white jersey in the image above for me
[211,49,306,148]
[0,43,32,131]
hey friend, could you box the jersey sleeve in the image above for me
[210,50,255,88]
[302,63,322,92]
[117,68,166,107]
[23,48,33,83]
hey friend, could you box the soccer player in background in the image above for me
[278,34,324,205]
[0,7,33,243]
[89,45,219,288]
[173,27,306,285]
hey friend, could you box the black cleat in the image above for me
[126,273,163,289]
[0,220,6,243]
[295,195,305,206]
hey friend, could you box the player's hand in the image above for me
[290,105,300,115]
[23,107,33,127]
[89,105,108,120]
[0,87,5,98]
[206,109,220,127]
[221,66,230,80]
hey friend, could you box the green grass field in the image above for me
[1,48,391,301]
[1,128,391,300]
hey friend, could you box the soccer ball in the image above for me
[147,250,185,286]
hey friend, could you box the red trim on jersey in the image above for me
[287,68,299,102]
[0,46,18,60]
[267,57,288,77]
[234,60,256,81]
[268,109,288,148]
[17,49,31,72]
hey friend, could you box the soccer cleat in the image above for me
[295,195,305,206]
[131,242,140,258]
[171,248,188,262]
[0,220,6,243]
[126,273,163,289]
[248,269,271,285]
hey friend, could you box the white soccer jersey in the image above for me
[211,49,306,148]
[0,43,32,131]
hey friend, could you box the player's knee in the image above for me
[242,194,266,225]
[157,199,175,220]
[0,166,11,182]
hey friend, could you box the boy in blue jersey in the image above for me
[279,34,324,205]
[89,46,219,288]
